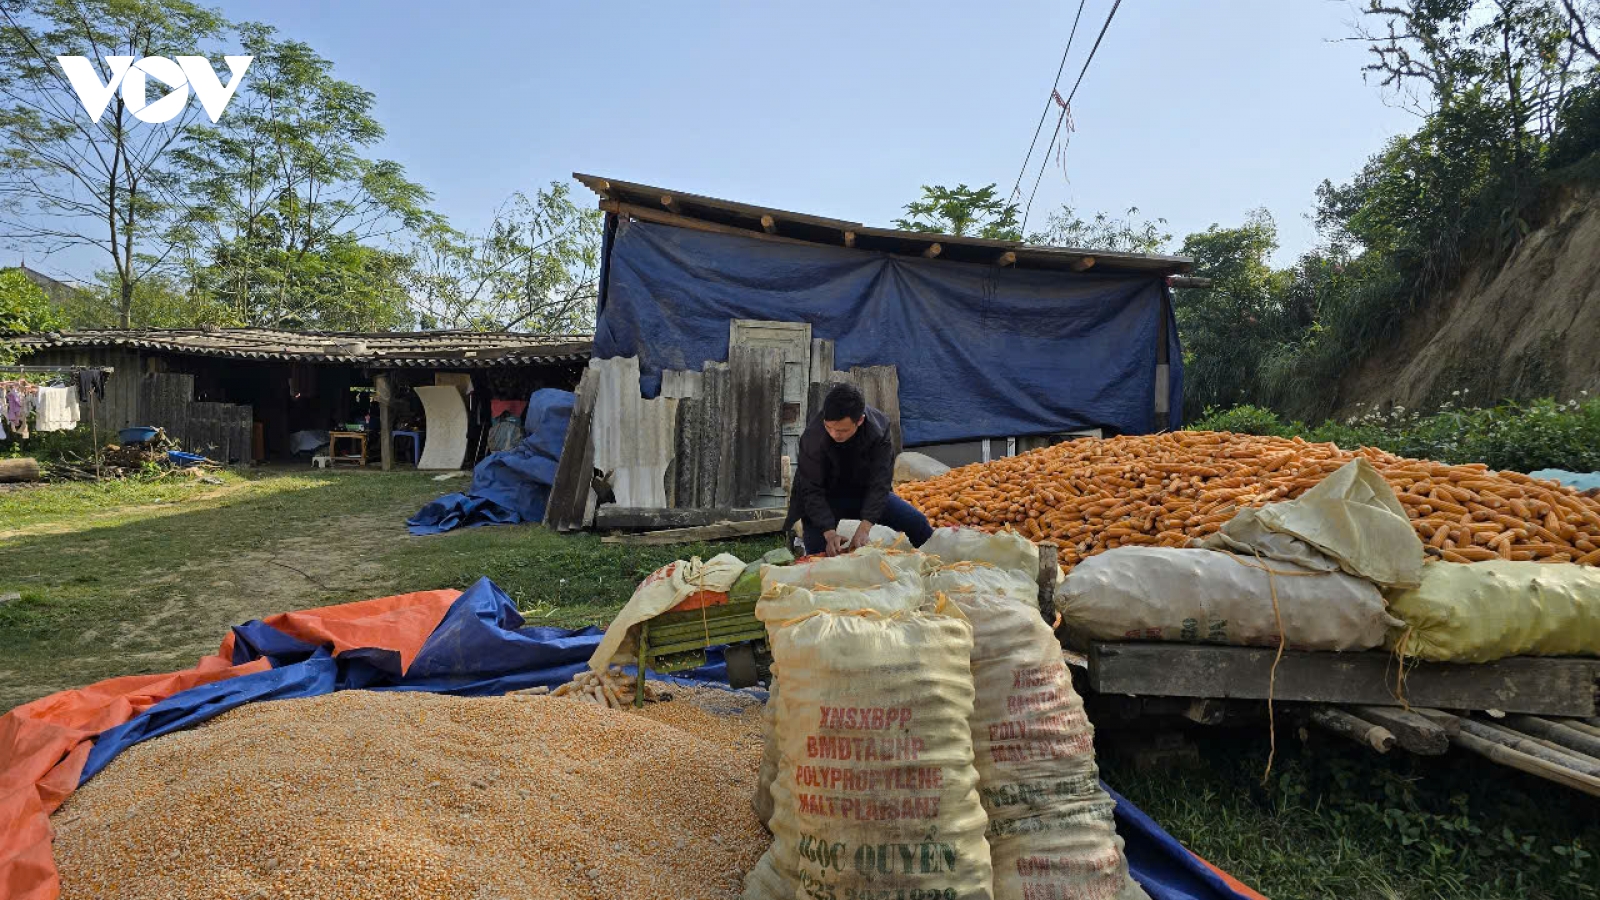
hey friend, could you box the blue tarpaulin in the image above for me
[594,218,1183,444]
[71,577,1255,900]
[407,388,574,535]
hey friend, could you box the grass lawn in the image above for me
[0,468,781,711]
[2,469,1596,899]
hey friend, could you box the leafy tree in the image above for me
[1357,0,1589,222]
[0,0,228,327]
[0,266,61,362]
[60,268,236,328]
[1228,0,1600,423]
[171,23,431,329]
[406,183,601,332]
[1172,210,1293,419]
[1027,204,1171,253]
[893,183,1021,240]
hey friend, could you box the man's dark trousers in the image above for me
[800,493,935,555]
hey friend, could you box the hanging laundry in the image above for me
[76,368,105,403]
[33,385,81,432]
[2,382,39,439]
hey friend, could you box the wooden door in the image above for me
[728,320,812,476]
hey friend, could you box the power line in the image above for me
[1020,0,1124,237]
[1008,0,1089,205]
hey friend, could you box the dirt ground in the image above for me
[0,475,421,709]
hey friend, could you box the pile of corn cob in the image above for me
[510,666,664,708]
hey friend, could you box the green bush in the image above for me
[1190,405,1292,437]
[1187,395,1600,473]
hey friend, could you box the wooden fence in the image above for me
[139,373,253,464]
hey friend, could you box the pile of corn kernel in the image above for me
[53,687,768,900]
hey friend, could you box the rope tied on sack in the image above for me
[694,565,713,649]
[1387,626,1418,709]
[1217,549,1323,784]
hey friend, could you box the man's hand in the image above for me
[823,529,846,557]
[848,522,873,551]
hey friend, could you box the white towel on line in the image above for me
[33,386,80,432]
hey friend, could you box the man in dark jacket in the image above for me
[783,383,935,556]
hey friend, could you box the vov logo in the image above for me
[57,56,252,124]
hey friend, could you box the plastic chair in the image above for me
[393,430,422,465]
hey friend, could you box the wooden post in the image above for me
[760,214,777,234]
[1036,542,1059,625]
[997,251,1017,267]
[660,194,680,215]
[89,389,101,479]
[375,373,394,472]
[1351,705,1449,755]
[922,243,942,259]
[1309,706,1395,753]
[842,230,856,248]
[546,367,599,530]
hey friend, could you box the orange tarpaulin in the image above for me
[0,588,460,900]
[216,589,462,673]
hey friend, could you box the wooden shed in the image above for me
[13,329,590,467]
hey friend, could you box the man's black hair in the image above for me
[822,382,866,422]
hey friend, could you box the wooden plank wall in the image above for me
[727,345,784,508]
[660,370,703,508]
[15,347,142,432]
[803,346,902,455]
[544,367,599,531]
[138,372,252,463]
[571,333,903,524]
[850,365,903,457]
[704,362,732,508]
[140,373,193,447]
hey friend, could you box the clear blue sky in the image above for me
[26,0,1420,282]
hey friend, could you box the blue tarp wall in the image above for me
[593,216,1183,445]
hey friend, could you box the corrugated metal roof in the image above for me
[573,173,1194,276]
[14,328,592,367]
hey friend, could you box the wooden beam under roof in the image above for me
[600,200,818,249]
[574,172,861,232]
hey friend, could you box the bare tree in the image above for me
[0,0,226,327]
[406,183,601,333]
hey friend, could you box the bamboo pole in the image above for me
[1309,707,1395,753]
[1451,730,1600,798]
[1457,719,1600,778]
[1502,715,1600,759]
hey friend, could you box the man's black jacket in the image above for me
[782,406,894,533]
